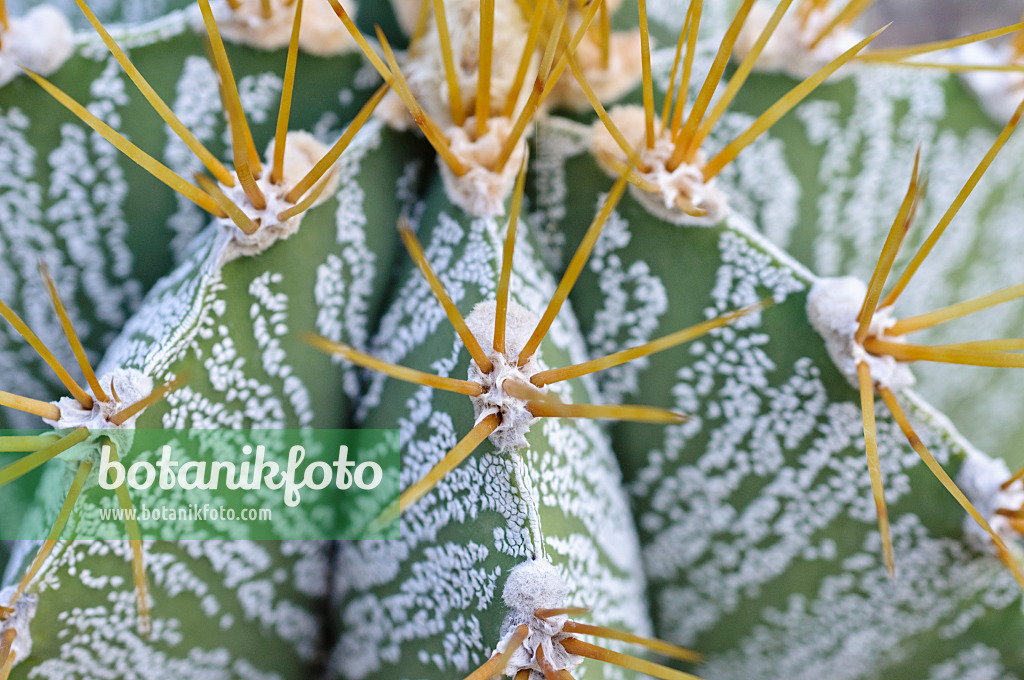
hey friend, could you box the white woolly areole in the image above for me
[806,276,915,390]
[956,449,1024,555]
[198,0,358,55]
[955,42,1024,123]
[734,1,863,79]
[591,105,728,226]
[373,88,418,132]
[464,300,546,451]
[502,557,569,615]
[379,0,533,129]
[0,6,74,87]
[548,30,643,112]
[219,131,338,263]
[0,587,38,667]
[439,117,526,217]
[495,558,583,677]
[44,369,154,462]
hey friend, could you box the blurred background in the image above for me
[6,0,1024,42]
[867,0,1022,44]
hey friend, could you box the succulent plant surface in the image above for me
[2,1,1024,679]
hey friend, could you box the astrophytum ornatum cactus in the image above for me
[2,0,1024,679]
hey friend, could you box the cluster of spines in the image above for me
[0,264,189,646]
[845,99,1024,582]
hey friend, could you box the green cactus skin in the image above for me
[531,116,1024,677]
[3,116,427,677]
[330,175,651,680]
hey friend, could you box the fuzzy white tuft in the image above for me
[219,131,338,262]
[955,42,1024,123]
[806,276,915,390]
[464,300,546,451]
[44,368,155,461]
[380,0,533,129]
[0,6,74,87]
[591,105,728,226]
[377,0,547,215]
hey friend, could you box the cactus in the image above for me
[2,0,1024,679]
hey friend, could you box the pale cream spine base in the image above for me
[954,42,1024,123]
[547,30,644,112]
[379,0,533,129]
[591,105,728,227]
[375,0,536,216]
[495,558,584,678]
[197,0,359,55]
[43,368,154,475]
[389,0,423,38]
